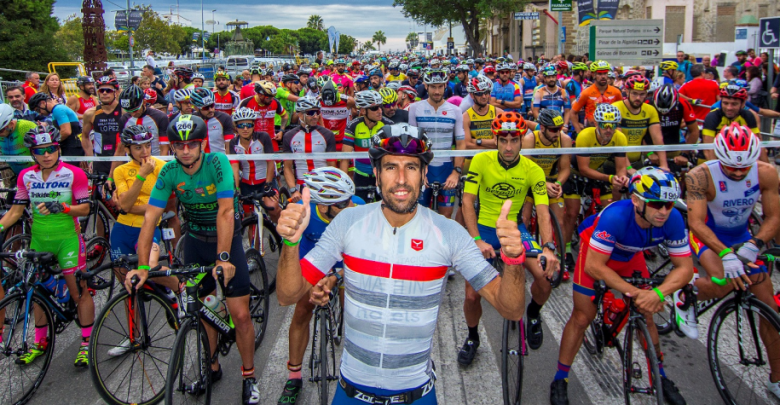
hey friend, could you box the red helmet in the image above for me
[624,75,651,92]
[143,88,157,104]
[719,84,748,101]
[492,112,527,136]
[713,122,760,168]
[483,66,496,74]
[556,61,569,70]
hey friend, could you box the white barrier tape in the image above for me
[4,141,780,162]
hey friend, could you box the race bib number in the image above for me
[176,121,193,132]
[162,228,175,241]
[552,116,564,126]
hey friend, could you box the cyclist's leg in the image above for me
[165,195,181,248]
[429,162,456,218]
[690,231,739,301]
[521,195,534,227]
[58,234,95,330]
[280,291,315,401]
[562,178,581,258]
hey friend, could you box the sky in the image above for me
[53,0,427,52]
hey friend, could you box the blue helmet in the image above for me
[629,167,680,202]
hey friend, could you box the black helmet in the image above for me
[475,58,485,64]
[24,123,61,149]
[321,80,338,106]
[538,109,565,128]
[27,93,51,111]
[120,124,154,146]
[173,67,194,81]
[653,84,678,115]
[282,63,291,71]
[167,114,208,143]
[119,85,144,111]
[282,73,300,83]
[76,76,94,86]
[369,123,433,168]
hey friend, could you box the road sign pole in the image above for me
[558,11,563,56]
[126,0,134,69]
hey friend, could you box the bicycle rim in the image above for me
[622,321,663,404]
[0,294,56,405]
[85,237,114,288]
[90,289,178,405]
[165,318,211,405]
[708,297,780,405]
[246,249,269,349]
[583,321,600,357]
[548,211,566,287]
[331,289,344,346]
[1,234,32,272]
[319,311,330,405]
[310,311,322,382]
[501,319,523,405]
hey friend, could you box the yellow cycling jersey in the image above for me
[612,101,659,162]
[114,157,166,227]
[574,127,628,171]
[385,73,407,83]
[464,151,549,227]
[466,105,497,141]
[527,130,561,181]
[702,108,759,138]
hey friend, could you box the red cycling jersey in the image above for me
[237,96,285,151]
[213,90,240,116]
[319,98,350,150]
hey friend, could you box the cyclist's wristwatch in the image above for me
[542,242,556,252]
[752,238,766,250]
[218,251,230,262]
[476,139,483,146]
[454,167,463,174]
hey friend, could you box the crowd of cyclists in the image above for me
[0,48,779,405]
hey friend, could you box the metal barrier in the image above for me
[47,62,87,98]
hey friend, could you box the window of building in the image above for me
[665,6,686,43]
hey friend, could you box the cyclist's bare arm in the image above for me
[557,135,573,184]
[453,139,466,174]
[81,108,96,156]
[66,95,81,118]
[758,108,780,118]
[124,204,165,292]
[685,164,727,253]
[576,156,610,183]
[684,121,700,145]
[0,205,26,229]
[339,144,353,173]
[701,134,716,161]
[637,254,693,313]
[754,162,780,243]
[116,180,149,215]
[461,192,481,239]
[231,162,241,189]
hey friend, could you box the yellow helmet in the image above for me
[660,61,678,71]
[590,60,611,72]
[378,87,398,104]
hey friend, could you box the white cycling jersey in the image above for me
[300,203,497,391]
[705,160,760,237]
[408,100,465,167]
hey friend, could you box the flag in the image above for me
[192,32,200,42]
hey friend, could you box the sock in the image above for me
[82,326,93,340]
[658,362,667,378]
[657,350,667,378]
[287,362,302,380]
[527,299,543,319]
[242,365,255,379]
[566,242,572,254]
[468,325,480,342]
[35,326,47,345]
[554,362,571,381]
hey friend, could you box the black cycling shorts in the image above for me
[182,232,250,298]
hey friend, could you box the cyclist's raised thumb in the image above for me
[301,186,311,206]
[499,199,513,221]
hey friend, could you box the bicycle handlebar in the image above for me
[0,250,55,266]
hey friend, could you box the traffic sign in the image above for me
[514,12,540,20]
[759,17,780,48]
[549,0,572,12]
[589,19,663,66]
[447,42,454,50]
[561,27,566,43]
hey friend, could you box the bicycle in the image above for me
[0,248,112,405]
[354,185,380,203]
[239,189,287,295]
[163,262,269,404]
[524,204,566,288]
[309,270,345,405]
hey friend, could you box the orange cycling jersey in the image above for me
[571,85,623,122]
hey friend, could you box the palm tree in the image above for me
[307,15,324,31]
[372,30,386,51]
[405,32,418,48]
[361,41,376,52]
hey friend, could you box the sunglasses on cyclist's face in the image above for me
[304,110,321,116]
[199,104,214,111]
[32,145,59,155]
[721,164,751,176]
[332,199,351,209]
[598,122,615,130]
[367,105,381,112]
[236,122,254,129]
[383,102,397,108]
[172,140,201,151]
[545,127,563,133]
[645,199,675,210]
[98,88,115,94]
[473,91,490,97]
[288,80,300,85]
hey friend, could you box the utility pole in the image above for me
[557,11,563,56]
[127,0,134,69]
[201,0,205,61]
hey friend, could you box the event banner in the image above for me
[577,0,596,26]
[577,0,619,26]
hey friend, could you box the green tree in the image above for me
[361,41,376,52]
[268,29,298,55]
[393,0,524,55]
[337,34,357,54]
[56,15,85,61]
[405,32,419,48]
[133,7,187,55]
[372,30,387,51]
[297,28,328,55]
[0,0,68,79]
[306,15,324,31]
[178,26,201,55]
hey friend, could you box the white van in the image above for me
[225,55,254,79]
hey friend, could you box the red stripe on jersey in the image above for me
[343,254,448,282]
[305,132,314,172]
[301,259,326,286]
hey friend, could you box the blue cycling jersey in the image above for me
[299,195,366,263]
[519,77,537,113]
[711,100,760,113]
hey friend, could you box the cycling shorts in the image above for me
[31,233,86,276]
[688,229,767,274]
[478,223,541,265]
[332,376,438,405]
[572,225,649,297]
[419,162,456,208]
[110,222,161,261]
[562,176,613,201]
[182,232,251,297]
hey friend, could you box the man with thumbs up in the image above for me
[275,123,527,405]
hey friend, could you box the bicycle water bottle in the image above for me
[602,291,616,325]
[40,274,58,294]
[55,277,70,305]
[203,295,226,318]
[607,298,626,326]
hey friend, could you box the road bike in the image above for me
[309,270,345,405]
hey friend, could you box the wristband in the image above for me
[718,248,733,258]
[647,151,654,156]
[555,180,562,186]
[106,177,113,183]
[283,238,300,247]
[608,175,614,183]
[473,236,482,241]
[0,224,4,232]
[500,248,526,266]
[61,203,70,214]
[136,174,147,182]
[711,277,728,286]
[652,287,665,303]
[137,265,151,271]
[626,165,633,171]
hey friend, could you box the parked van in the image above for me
[225,55,254,78]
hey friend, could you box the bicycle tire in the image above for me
[246,248,269,349]
[165,318,212,405]
[535,210,565,288]
[0,292,56,405]
[84,237,114,290]
[1,233,32,270]
[500,319,523,405]
[648,260,675,335]
[319,309,330,405]
[708,295,780,405]
[331,288,344,346]
[174,236,187,267]
[90,289,178,405]
[622,320,663,404]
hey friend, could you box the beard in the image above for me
[216,82,228,90]
[379,181,420,214]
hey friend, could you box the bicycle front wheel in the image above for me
[622,320,663,404]
[319,310,331,405]
[501,319,523,405]
[90,288,178,405]
[0,293,56,405]
[246,248,269,349]
[708,296,780,405]
[165,318,212,405]
[535,210,566,287]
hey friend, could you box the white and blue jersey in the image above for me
[704,160,759,238]
[408,101,464,167]
[299,195,366,263]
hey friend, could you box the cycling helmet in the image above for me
[541,66,557,77]
[283,63,292,70]
[483,66,496,74]
[192,73,205,81]
[254,80,276,96]
[96,75,119,89]
[294,96,320,112]
[466,58,475,65]
[629,167,680,202]
[354,75,368,84]
[607,71,616,79]
[623,70,642,79]
[467,75,494,93]
[593,103,622,124]
[409,61,421,70]
[659,61,678,71]
[398,64,408,71]
[355,90,382,109]
[649,76,665,92]
[190,87,215,108]
[387,81,402,91]
[388,62,399,70]
[450,57,459,65]
[250,67,263,76]
[624,75,650,92]
[320,80,338,106]
[232,107,257,122]
[590,60,611,72]
[378,87,398,104]
[167,114,208,143]
[653,84,678,115]
[729,79,749,89]
[143,88,158,105]
[719,84,748,101]
[474,58,485,65]
[522,63,536,71]
[538,109,565,128]
[713,123,760,168]
[173,67,194,80]
[76,76,94,86]
[120,124,154,146]
[0,105,14,130]
[369,123,433,167]
[24,123,60,149]
[368,68,383,78]
[281,74,300,83]
[398,85,418,100]
[119,85,145,111]
[571,62,588,72]
[492,112,527,135]
[297,67,313,76]
[316,76,329,89]
[335,59,346,65]
[214,70,231,81]
[496,63,512,72]
[302,167,355,205]
[173,89,192,103]
[455,64,470,73]
[556,61,569,71]
[423,68,449,84]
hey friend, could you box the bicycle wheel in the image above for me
[622,320,663,404]
[330,287,344,346]
[708,296,780,405]
[84,237,113,289]
[240,216,281,257]
[174,236,187,266]
[246,248,269,349]
[501,319,523,405]
[0,293,56,405]
[1,234,32,270]
[90,289,178,405]
[319,309,331,405]
[648,260,675,335]
[534,210,565,287]
[165,318,212,405]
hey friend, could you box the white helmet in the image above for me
[385,81,402,91]
[522,63,536,72]
[467,75,493,93]
[649,76,665,93]
[174,89,192,102]
[192,73,205,80]
[355,90,382,109]
[294,96,320,112]
[713,123,761,168]
[423,68,449,84]
[302,167,355,205]
[593,103,621,124]
[232,107,257,122]
[0,104,15,130]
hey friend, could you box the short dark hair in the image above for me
[5,85,24,96]
[725,66,739,77]
[704,67,720,81]
[143,65,154,71]
[104,68,115,76]
[690,64,704,78]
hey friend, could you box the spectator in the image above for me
[39,73,67,105]
[241,70,252,85]
[131,76,140,86]
[731,50,748,79]
[104,68,117,80]
[679,63,721,122]
[746,66,764,106]
[676,51,692,82]
[760,52,780,74]
[703,66,720,82]
[138,76,151,90]
[747,48,756,61]
[22,72,40,104]
[701,55,712,67]
[5,86,41,121]
[712,54,720,66]
[231,78,243,93]
[166,61,175,77]
[145,50,158,73]
[674,71,686,87]
[142,64,167,105]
